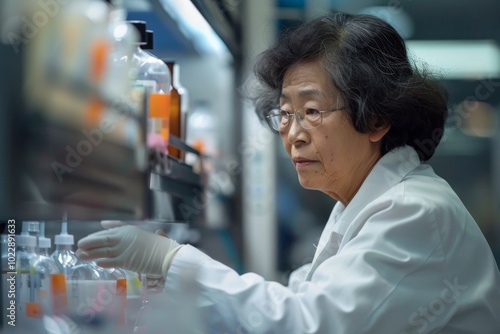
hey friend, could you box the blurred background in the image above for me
[1,0,499,291]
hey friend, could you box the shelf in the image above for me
[7,112,148,221]
[148,136,206,224]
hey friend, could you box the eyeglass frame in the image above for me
[265,106,348,132]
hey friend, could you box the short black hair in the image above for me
[251,13,448,161]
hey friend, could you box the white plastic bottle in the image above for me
[49,218,102,279]
[51,221,79,276]
[50,219,105,319]
[32,222,60,316]
[15,228,38,327]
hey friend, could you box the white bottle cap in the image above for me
[17,234,37,248]
[39,221,51,249]
[39,236,51,249]
[54,233,74,245]
[54,221,74,246]
[24,221,40,235]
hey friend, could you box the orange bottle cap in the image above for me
[26,302,42,318]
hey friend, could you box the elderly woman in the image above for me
[77,13,500,333]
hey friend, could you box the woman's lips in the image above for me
[293,158,318,168]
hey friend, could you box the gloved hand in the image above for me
[146,228,168,292]
[76,221,182,276]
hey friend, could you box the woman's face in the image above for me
[279,60,388,205]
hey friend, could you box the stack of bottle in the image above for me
[1,220,131,333]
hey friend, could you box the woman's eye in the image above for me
[279,109,290,117]
[304,108,320,115]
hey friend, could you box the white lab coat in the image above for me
[164,145,500,333]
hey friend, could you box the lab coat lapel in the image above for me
[305,203,344,280]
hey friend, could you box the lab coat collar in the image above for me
[309,145,421,269]
[332,145,421,237]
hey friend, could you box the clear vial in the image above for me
[32,222,60,316]
[50,221,79,276]
[15,232,38,327]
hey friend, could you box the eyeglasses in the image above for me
[265,106,347,132]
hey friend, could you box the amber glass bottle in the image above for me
[164,60,182,159]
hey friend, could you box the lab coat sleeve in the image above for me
[163,194,495,333]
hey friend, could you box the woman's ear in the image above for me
[369,122,391,143]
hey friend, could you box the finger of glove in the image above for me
[76,244,120,261]
[77,230,120,251]
[92,258,122,269]
[146,277,163,287]
[101,220,128,229]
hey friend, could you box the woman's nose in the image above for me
[286,116,305,144]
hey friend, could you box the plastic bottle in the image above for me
[32,222,61,317]
[50,219,105,321]
[101,267,127,280]
[126,21,171,152]
[127,22,170,93]
[104,0,138,100]
[15,227,38,326]
[50,218,102,278]
[97,266,128,327]
[51,220,79,276]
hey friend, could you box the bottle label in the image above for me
[134,80,157,96]
[135,80,158,133]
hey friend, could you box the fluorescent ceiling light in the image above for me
[159,0,232,61]
[406,40,500,79]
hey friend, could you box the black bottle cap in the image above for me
[163,58,175,65]
[141,30,154,50]
[128,20,147,45]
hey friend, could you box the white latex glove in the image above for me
[146,229,168,292]
[76,221,181,276]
